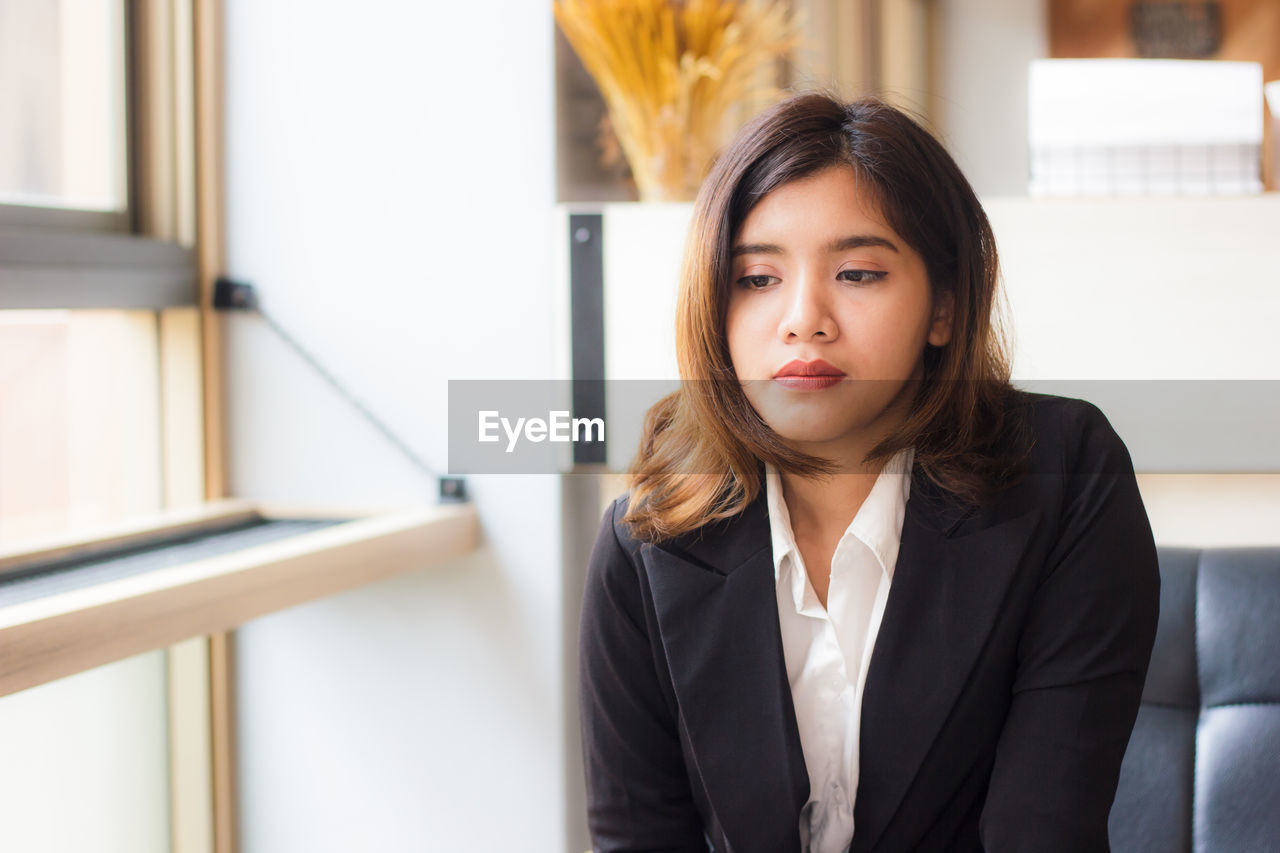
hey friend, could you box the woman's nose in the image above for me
[781,274,837,341]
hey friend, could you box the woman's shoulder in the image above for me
[593,488,653,569]
[600,486,740,560]
[1010,388,1138,478]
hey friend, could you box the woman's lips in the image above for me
[774,375,844,390]
[773,359,846,390]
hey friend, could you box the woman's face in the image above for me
[725,164,953,464]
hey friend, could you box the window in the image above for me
[0,3,210,852]
[0,0,203,546]
[0,0,129,227]
[0,6,478,853]
[0,310,164,545]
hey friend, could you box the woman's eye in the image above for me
[737,274,777,289]
[839,269,887,284]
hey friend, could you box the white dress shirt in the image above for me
[765,446,914,853]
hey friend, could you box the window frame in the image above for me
[0,225,197,309]
[0,500,480,701]
[1,5,480,853]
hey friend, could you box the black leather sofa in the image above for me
[1109,546,1280,852]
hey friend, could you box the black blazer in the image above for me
[578,391,1161,853]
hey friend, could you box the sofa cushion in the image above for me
[1110,546,1280,852]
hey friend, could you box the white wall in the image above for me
[222,2,571,850]
[987,194,1280,546]
[592,197,1280,545]
[987,195,1280,381]
[934,0,1047,197]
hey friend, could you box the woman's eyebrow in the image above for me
[827,234,899,253]
[730,234,899,257]
[730,242,783,258]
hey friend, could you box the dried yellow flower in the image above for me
[554,0,803,201]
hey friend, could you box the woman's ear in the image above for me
[928,289,955,347]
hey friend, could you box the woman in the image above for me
[578,92,1160,853]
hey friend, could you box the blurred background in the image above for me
[1,1,1278,852]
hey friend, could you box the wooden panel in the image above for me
[161,307,207,509]
[191,0,232,848]
[0,498,258,575]
[194,0,226,505]
[208,632,236,853]
[1051,0,1280,75]
[170,635,215,853]
[0,503,479,699]
[1049,0,1132,57]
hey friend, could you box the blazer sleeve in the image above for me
[579,497,709,852]
[980,401,1161,852]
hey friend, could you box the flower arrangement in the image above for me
[553,0,803,201]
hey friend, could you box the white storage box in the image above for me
[1028,59,1264,196]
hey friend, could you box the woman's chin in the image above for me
[765,421,861,450]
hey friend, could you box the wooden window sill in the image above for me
[0,499,480,699]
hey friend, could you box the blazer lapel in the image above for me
[639,465,1041,853]
[852,472,1042,853]
[644,490,810,853]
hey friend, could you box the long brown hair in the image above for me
[623,91,1031,543]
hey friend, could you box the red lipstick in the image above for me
[773,359,846,390]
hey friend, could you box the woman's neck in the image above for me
[779,460,886,543]
[776,394,912,540]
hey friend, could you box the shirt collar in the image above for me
[765,446,914,598]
